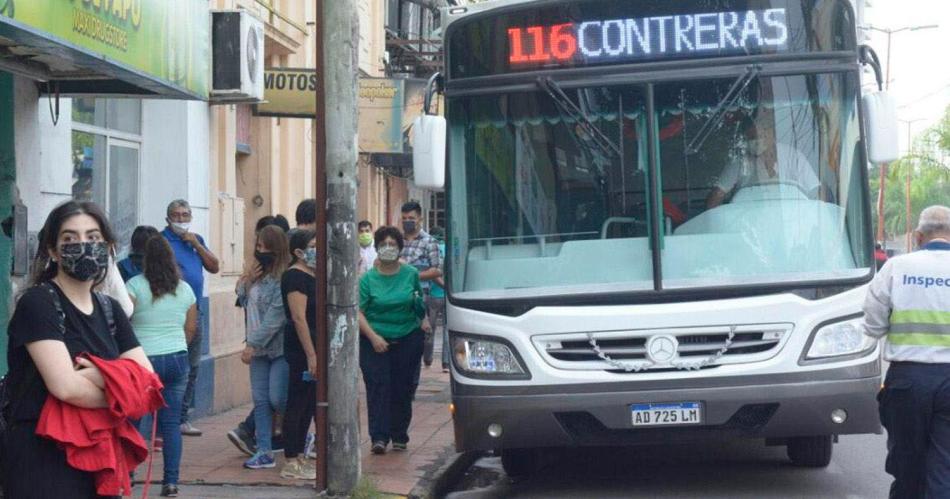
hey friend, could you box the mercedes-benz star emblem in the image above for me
[646,335,679,364]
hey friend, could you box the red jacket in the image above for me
[36,354,164,497]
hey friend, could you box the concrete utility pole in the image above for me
[322,0,361,495]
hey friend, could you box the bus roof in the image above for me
[442,0,538,32]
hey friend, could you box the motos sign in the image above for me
[254,68,318,118]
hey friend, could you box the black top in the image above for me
[5,283,139,422]
[281,268,317,357]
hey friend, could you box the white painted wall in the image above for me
[140,99,211,243]
[13,85,212,263]
[14,76,73,233]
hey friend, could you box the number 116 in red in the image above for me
[508,23,577,64]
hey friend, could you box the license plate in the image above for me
[631,402,703,427]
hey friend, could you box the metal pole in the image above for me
[906,120,912,253]
[876,30,893,246]
[313,0,328,492]
[323,0,362,494]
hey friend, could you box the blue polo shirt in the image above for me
[162,227,207,305]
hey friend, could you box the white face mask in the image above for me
[171,222,191,234]
[377,246,400,263]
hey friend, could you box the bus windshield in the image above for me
[446,71,871,300]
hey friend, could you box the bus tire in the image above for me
[501,448,539,478]
[786,435,833,467]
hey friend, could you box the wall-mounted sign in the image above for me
[0,0,210,98]
[507,9,789,70]
[358,78,427,154]
[253,68,317,118]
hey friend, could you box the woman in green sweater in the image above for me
[358,226,428,455]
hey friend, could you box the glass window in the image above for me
[108,144,140,255]
[72,98,142,135]
[71,98,142,256]
[657,72,870,288]
[71,131,107,204]
[446,72,871,300]
[72,98,106,128]
[448,85,650,299]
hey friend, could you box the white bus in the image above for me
[414,0,898,476]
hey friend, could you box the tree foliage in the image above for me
[870,105,950,242]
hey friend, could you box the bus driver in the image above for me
[706,115,820,209]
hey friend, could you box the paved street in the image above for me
[447,433,890,498]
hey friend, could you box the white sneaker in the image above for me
[304,432,317,459]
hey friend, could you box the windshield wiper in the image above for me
[537,76,621,158]
[685,64,761,155]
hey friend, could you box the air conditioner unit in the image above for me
[211,10,264,102]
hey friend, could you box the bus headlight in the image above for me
[805,317,877,360]
[452,334,529,379]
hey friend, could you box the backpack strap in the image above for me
[93,292,117,338]
[39,281,66,335]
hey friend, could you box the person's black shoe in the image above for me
[392,442,408,452]
[160,484,179,497]
[371,441,387,455]
[227,426,257,457]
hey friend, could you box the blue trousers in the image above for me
[360,330,424,445]
[140,351,190,485]
[879,361,950,499]
[249,355,288,454]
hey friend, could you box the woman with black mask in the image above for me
[235,225,289,470]
[2,201,152,498]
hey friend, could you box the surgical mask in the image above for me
[402,220,417,234]
[358,233,373,247]
[255,250,276,271]
[171,222,191,234]
[58,242,110,282]
[304,248,317,268]
[378,246,400,263]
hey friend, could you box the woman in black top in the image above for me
[279,229,318,480]
[1,201,152,499]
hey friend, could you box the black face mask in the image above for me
[59,242,110,282]
[255,251,276,271]
[402,220,417,234]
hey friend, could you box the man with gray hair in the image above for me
[162,199,220,436]
[863,205,950,498]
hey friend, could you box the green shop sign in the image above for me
[0,0,209,98]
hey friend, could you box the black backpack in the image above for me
[0,282,116,440]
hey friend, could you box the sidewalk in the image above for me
[136,358,454,497]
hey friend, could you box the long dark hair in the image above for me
[288,229,316,265]
[30,201,117,286]
[256,225,290,282]
[143,235,181,300]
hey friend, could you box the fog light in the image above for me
[487,423,503,438]
[831,409,848,424]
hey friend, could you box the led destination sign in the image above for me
[507,9,789,69]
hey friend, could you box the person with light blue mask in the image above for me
[279,229,319,479]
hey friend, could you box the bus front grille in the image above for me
[533,324,792,372]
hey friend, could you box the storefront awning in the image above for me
[0,0,209,100]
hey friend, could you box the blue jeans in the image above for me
[250,355,288,454]
[360,330,424,444]
[140,351,190,485]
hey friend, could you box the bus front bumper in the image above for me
[451,368,882,452]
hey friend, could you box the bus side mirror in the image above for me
[412,115,446,189]
[862,92,899,165]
